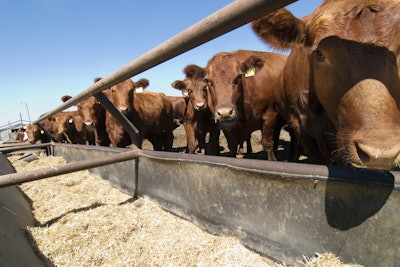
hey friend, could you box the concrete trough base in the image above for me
[52,143,400,266]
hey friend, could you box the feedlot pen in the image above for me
[1,0,400,266]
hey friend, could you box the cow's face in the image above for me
[307,2,400,168]
[172,65,209,111]
[172,79,209,111]
[312,36,400,168]
[108,79,135,113]
[205,52,264,126]
[77,96,99,126]
[25,124,39,143]
[251,1,400,168]
[204,53,243,126]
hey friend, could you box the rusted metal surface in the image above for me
[51,143,400,266]
[34,0,297,124]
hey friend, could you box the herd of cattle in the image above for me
[25,0,400,170]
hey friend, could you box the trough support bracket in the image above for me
[94,92,142,149]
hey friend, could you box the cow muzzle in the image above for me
[215,107,237,125]
[355,142,400,169]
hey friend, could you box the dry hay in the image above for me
[8,154,363,267]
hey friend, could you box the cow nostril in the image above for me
[356,144,370,164]
[196,102,205,109]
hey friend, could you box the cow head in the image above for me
[107,79,136,113]
[172,64,209,111]
[204,51,265,126]
[251,1,400,169]
[25,124,40,143]
[77,96,102,126]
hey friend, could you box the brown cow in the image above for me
[204,50,289,160]
[105,77,175,150]
[25,116,60,143]
[251,1,400,169]
[66,79,112,146]
[53,111,93,144]
[166,95,187,129]
[172,64,220,155]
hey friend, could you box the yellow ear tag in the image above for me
[135,87,144,93]
[245,67,256,78]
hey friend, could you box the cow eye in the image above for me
[187,89,193,94]
[315,50,325,62]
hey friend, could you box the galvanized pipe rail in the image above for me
[0,142,52,154]
[33,0,296,124]
[0,149,140,189]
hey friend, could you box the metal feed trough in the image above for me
[1,1,399,266]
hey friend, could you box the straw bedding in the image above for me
[9,153,363,267]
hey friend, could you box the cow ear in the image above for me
[135,78,149,89]
[251,8,306,50]
[184,64,206,79]
[241,56,265,77]
[171,80,186,90]
[61,95,72,102]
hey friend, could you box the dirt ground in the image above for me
[143,125,292,161]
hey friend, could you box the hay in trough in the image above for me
[9,154,363,266]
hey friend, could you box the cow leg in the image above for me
[162,130,174,151]
[148,136,163,151]
[197,132,206,154]
[206,124,220,156]
[286,127,300,162]
[261,110,278,161]
[221,128,239,157]
[184,122,197,153]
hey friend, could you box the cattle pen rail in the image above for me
[1,0,400,266]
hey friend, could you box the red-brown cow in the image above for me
[105,77,175,150]
[204,50,288,160]
[251,0,400,169]
[53,111,93,144]
[172,64,220,155]
[65,79,112,146]
[25,117,60,143]
[166,95,187,129]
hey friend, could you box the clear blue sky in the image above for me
[0,0,322,127]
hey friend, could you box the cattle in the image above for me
[16,128,25,142]
[65,79,112,146]
[251,0,400,169]
[204,50,289,160]
[53,111,94,145]
[166,95,188,129]
[26,124,48,143]
[59,96,96,145]
[171,64,220,155]
[105,77,175,151]
[25,117,60,144]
